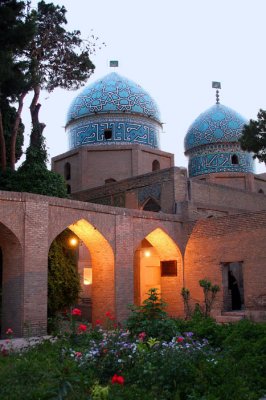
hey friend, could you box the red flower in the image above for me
[71,308,82,316]
[105,311,112,317]
[75,351,82,358]
[177,337,184,343]
[78,324,87,332]
[95,319,102,325]
[5,328,13,335]
[138,332,146,341]
[111,374,125,385]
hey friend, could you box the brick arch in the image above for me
[134,227,183,317]
[52,219,115,324]
[0,222,24,338]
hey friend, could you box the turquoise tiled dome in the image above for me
[66,72,162,150]
[184,104,255,177]
[66,72,161,124]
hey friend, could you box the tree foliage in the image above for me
[48,229,81,318]
[0,0,97,171]
[240,109,266,163]
[0,131,68,197]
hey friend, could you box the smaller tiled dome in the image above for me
[184,104,247,152]
[184,103,255,177]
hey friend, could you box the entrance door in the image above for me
[139,247,161,304]
[222,262,244,311]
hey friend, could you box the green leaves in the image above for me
[240,109,266,163]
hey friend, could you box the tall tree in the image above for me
[0,0,34,171]
[240,109,266,163]
[0,0,96,172]
[25,0,95,148]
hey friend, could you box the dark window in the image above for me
[161,260,177,277]
[152,159,160,171]
[104,129,112,140]
[258,189,264,194]
[231,154,239,165]
[66,184,71,194]
[143,198,161,212]
[105,178,117,184]
[64,162,71,180]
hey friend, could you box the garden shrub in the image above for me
[125,288,177,340]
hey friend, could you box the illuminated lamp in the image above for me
[69,237,78,247]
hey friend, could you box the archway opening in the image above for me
[134,228,183,317]
[49,219,115,327]
[231,154,239,165]
[0,223,23,338]
[152,159,160,171]
[142,198,161,212]
[64,162,71,180]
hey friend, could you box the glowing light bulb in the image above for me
[144,250,151,257]
[69,237,78,247]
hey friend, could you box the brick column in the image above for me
[115,215,134,323]
[22,200,49,336]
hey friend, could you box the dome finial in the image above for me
[212,81,221,104]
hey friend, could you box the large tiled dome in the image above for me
[66,72,162,150]
[184,103,255,177]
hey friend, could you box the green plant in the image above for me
[126,288,177,340]
[199,279,220,317]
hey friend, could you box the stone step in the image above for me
[222,311,245,317]
[216,314,244,324]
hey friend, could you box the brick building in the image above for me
[0,72,265,337]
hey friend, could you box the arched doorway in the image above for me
[0,223,23,338]
[134,228,183,317]
[49,219,115,325]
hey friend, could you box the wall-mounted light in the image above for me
[144,250,151,258]
[69,237,78,247]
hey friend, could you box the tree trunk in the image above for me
[10,92,27,170]
[0,108,7,173]
[30,85,46,147]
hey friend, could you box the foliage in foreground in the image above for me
[48,229,80,320]
[0,309,265,400]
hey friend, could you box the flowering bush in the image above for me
[71,308,82,316]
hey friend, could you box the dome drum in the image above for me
[67,113,161,149]
[188,150,254,177]
[184,103,255,177]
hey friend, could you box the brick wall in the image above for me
[184,211,266,320]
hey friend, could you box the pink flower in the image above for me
[75,351,82,358]
[138,332,146,341]
[177,337,184,343]
[71,308,82,316]
[111,374,125,385]
[78,324,87,332]
[5,328,13,335]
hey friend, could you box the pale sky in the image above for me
[22,0,266,173]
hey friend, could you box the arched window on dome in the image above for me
[231,154,239,165]
[64,162,71,180]
[142,198,161,212]
[258,189,264,194]
[104,129,112,140]
[152,159,160,171]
